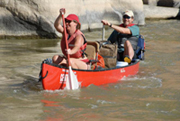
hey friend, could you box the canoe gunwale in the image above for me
[42,59,140,72]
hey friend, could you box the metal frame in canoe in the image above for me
[41,60,140,90]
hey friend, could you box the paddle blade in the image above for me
[66,66,79,90]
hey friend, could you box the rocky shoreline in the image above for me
[0,0,179,39]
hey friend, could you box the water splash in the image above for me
[119,76,162,89]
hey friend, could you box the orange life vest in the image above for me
[61,30,87,58]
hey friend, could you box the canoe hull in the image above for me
[41,61,139,90]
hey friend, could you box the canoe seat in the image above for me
[85,41,99,59]
[85,41,100,69]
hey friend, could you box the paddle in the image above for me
[102,24,105,41]
[62,12,79,90]
[101,24,110,45]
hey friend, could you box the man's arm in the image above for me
[111,24,132,35]
[101,20,132,35]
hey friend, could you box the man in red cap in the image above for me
[101,10,139,63]
[52,8,88,69]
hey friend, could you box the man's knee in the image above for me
[124,40,131,46]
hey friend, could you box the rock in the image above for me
[144,5,179,19]
[0,0,144,38]
[142,0,180,19]
[1,0,180,38]
[143,0,180,8]
[157,0,180,8]
[174,0,180,8]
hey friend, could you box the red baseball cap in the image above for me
[65,14,80,25]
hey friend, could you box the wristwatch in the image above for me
[109,23,112,27]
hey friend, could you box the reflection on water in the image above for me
[0,20,180,120]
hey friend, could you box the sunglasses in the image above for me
[65,19,77,24]
[123,15,131,19]
[65,19,72,23]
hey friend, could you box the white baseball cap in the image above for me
[123,10,134,17]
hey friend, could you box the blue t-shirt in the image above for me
[128,25,139,37]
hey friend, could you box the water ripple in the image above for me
[118,76,162,89]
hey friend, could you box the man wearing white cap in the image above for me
[101,10,139,63]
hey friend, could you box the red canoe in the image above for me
[41,60,140,90]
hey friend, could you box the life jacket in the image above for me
[61,30,87,58]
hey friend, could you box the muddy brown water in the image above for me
[0,20,180,121]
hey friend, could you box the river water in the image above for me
[0,20,180,121]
